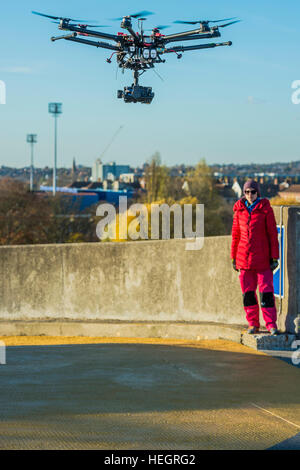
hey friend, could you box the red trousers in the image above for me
[239,269,277,330]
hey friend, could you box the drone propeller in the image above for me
[111,11,154,21]
[32,11,95,23]
[145,25,170,31]
[51,21,109,28]
[216,20,241,28]
[173,17,237,25]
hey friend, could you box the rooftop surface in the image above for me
[0,337,299,450]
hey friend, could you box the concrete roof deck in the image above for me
[0,337,299,450]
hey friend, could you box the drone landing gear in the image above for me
[117,70,155,104]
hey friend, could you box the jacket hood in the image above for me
[233,197,270,212]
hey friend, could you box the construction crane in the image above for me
[99,125,124,161]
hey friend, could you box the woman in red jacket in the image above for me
[231,179,279,335]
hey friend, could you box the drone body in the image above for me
[33,11,240,104]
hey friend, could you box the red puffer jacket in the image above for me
[231,197,279,271]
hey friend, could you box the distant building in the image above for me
[139,177,146,190]
[278,185,300,202]
[182,181,190,194]
[215,182,236,204]
[119,173,136,183]
[92,159,103,182]
[39,185,136,209]
[38,187,99,211]
[103,162,131,181]
[72,158,77,173]
[67,181,88,189]
[91,159,131,182]
[259,182,279,199]
[71,157,77,183]
[106,172,115,182]
[232,180,242,199]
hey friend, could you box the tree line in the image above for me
[0,154,235,245]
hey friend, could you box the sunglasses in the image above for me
[245,190,257,195]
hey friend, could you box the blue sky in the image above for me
[0,0,299,168]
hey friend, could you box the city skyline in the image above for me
[0,0,300,168]
[2,159,300,173]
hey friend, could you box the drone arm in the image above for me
[163,32,220,44]
[63,25,119,42]
[62,36,120,51]
[51,33,78,42]
[163,29,216,41]
[164,41,232,53]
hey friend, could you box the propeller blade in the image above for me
[51,21,107,28]
[77,24,109,28]
[146,25,169,31]
[32,11,94,23]
[111,11,154,21]
[131,11,154,19]
[174,17,237,25]
[217,20,241,28]
[32,11,61,20]
[208,17,237,23]
[173,20,198,25]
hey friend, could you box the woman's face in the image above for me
[245,188,258,204]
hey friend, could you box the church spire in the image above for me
[72,157,77,173]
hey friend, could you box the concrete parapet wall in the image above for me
[0,237,246,325]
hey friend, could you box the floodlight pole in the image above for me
[26,134,37,191]
[48,103,63,196]
[54,114,57,195]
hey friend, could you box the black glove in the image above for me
[270,259,279,271]
[232,259,239,272]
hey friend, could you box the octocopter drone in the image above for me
[33,10,240,104]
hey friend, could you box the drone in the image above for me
[33,10,240,104]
